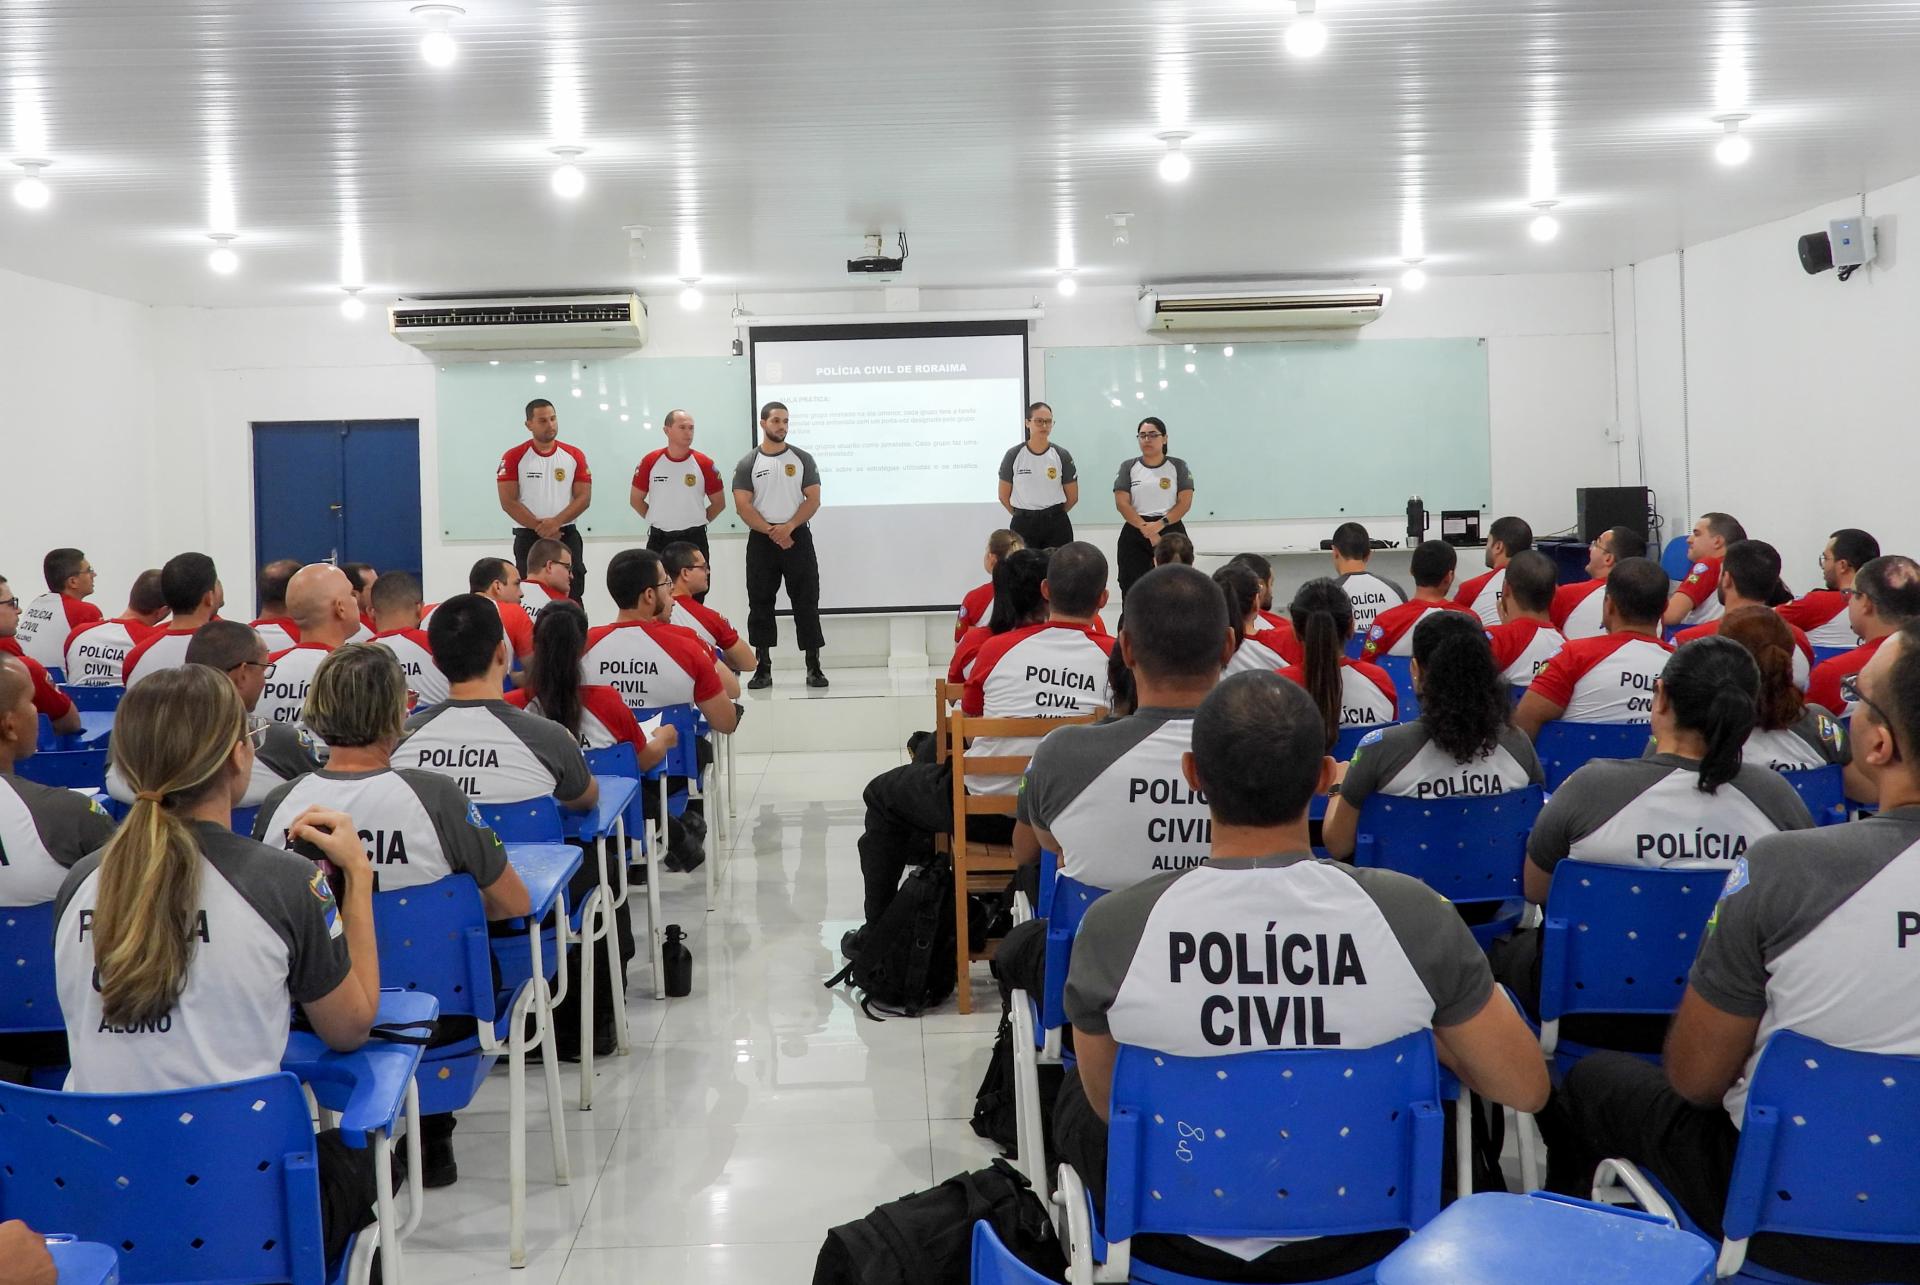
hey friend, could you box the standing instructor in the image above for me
[732,401,827,690]
[997,401,1077,549]
[497,398,591,601]
[1112,416,1194,599]
[631,408,725,559]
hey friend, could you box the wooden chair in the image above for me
[931,680,957,857]
[946,707,1100,1013]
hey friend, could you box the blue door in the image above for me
[253,421,422,612]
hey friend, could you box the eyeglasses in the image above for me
[654,580,675,593]
[0,597,17,610]
[1841,673,1902,759]
[230,657,271,675]
[1136,431,1165,440]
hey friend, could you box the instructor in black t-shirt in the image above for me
[732,401,827,690]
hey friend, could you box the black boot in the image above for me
[748,647,773,690]
[805,649,829,688]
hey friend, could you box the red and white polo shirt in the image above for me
[1550,578,1608,641]
[122,626,201,687]
[1277,658,1398,730]
[1526,632,1674,723]
[498,439,591,522]
[259,643,336,731]
[1486,618,1566,687]
[954,580,995,643]
[1361,598,1476,659]
[14,592,102,670]
[252,616,301,654]
[949,625,991,685]
[1672,558,1724,627]
[0,638,75,721]
[523,582,570,627]
[633,448,723,532]
[508,684,648,752]
[1453,567,1507,628]
[962,622,1115,794]
[581,618,722,709]
[63,619,156,687]
[1675,617,1813,690]
[373,628,447,709]
[1806,636,1885,716]
[670,597,739,652]
[1777,589,1858,651]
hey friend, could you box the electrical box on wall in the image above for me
[1829,217,1876,269]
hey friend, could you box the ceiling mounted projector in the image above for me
[848,230,908,276]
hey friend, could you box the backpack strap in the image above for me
[898,857,950,1017]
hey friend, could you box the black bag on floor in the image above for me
[812,1157,1066,1285]
[825,855,956,1018]
[971,1013,1062,1164]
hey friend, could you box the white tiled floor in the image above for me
[404,748,1005,1284]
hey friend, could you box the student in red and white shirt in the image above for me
[1673,540,1813,689]
[424,558,535,665]
[1362,540,1478,660]
[497,397,591,601]
[1663,511,1746,629]
[338,562,378,644]
[62,568,168,687]
[1778,527,1879,652]
[258,564,362,736]
[0,584,81,735]
[580,549,739,731]
[1805,554,1920,716]
[1552,526,1649,641]
[508,601,674,772]
[1454,515,1532,627]
[662,541,756,687]
[630,409,726,561]
[250,558,303,653]
[1227,551,1301,659]
[954,529,1025,642]
[1516,557,1674,737]
[519,538,575,628]
[1486,550,1567,688]
[1216,563,1290,676]
[367,570,447,710]
[123,552,224,687]
[1278,577,1398,740]
[12,547,103,670]
[946,549,1048,685]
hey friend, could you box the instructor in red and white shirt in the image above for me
[497,397,591,602]
[631,409,725,563]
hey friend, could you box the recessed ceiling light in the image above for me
[599,402,609,411]
[411,4,463,67]
[11,159,51,210]
[570,387,582,397]
[1056,270,1078,297]
[1528,201,1560,243]
[1222,345,1234,357]
[1400,259,1427,290]
[1155,132,1193,183]
[1713,114,1752,166]
[549,146,587,199]
[679,279,704,310]
[206,232,239,274]
[534,372,546,383]
[1184,362,1196,373]
[620,413,629,421]
[339,286,366,320]
[1285,0,1329,58]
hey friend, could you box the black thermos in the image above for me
[662,924,693,997]
[1406,495,1427,545]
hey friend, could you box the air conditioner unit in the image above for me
[388,293,647,351]
[1135,288,1389,333]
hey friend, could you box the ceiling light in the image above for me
[1109,212,1133,247]
[534,373,546,383]
[1400,259,1427,290]
[339,286,366,320]
[1222,345,1234,356]
[1714,114,1752,166]
[1158,379,1168,389]
[488,359,499,365]
[620,413,629,422]
[549,146,586,199]
[1184,362,1196,373]
[206,233,239,274]
[679,279,704,310]
[571,387,582,397]
[1528,201,1560,243]
[1135,390,1145,400]
[1055,270,1078,297]
[599,402,609,411]
[412,5,463,67]
[1285,0,1329,57]
[11,160,51,210]
[1156,132,1193,183]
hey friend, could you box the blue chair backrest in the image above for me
[477,795,565,843]
[1811,645,1852,667]
[633,704,703,778]
[0,1073,331,1285]
[971,1219,1054,1284]
[1038,875,1108,1032]
[1780,765,1847,826]
[60,685,124,713]
[1660,536,1692,583]
[1334,723,1379,760]
[583,741,643,781]
[15,748,108,790]
[1536,721,1650,791]
[1105,1030,1443,1244]
[1036,848,1059,919]
[1724,1030,1920,1249]
[0,902,60,1035]
[1353,787,1545,910]
[1377,655,1419,720]
[230,805,260,838]
[1539,860,1726,1023]
[1343,634,1366,660]
[42,667,64,686]
[372,875,496,1023]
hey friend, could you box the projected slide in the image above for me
[749,321,1029,615]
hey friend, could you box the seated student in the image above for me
[1673,540,1813,688]
[954,529,1024,642]
[1151,530,1194,566]
[508,601,673,771]
[1059,672,1548,1281]
[1552,525,1649,641]
[1324,612,1544,860]
[519,537,574,625]
[1329,521,1408,636]
[256,644,530,1188]
[63,567,167,686]
[250,558,303,653]
[53,665,382,1270]
[1539,624,1920,1285]
[1454,515,1532,627]
[393,594,599,814]
[257,564,363,733]
[1807,554,1920,716]
[1515,557,1674,738]
[0,654,116,1077]
[1717,606,1862,789]
[339,562,379,642]
[663,540,758,681]
[13,548,103,670]
[0,578,81,737]
[949,548,1049,686]
[1778,527,1879,650]
[1215,563,1289,675]
[123,551,223,686]
[424,557,535,668]
[1360,539,1477,659]
[580,549,739,732]
[1663,511,1746,629]
[1227,552,1299,656]
[368,571,446,709]
[1279,578,1398,741]
[854,543,1113,930]
[1485,549,1565,687]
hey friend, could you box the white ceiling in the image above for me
[6,0,1920,308]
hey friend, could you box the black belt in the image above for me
[514,523,579,533]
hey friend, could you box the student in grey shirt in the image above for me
[1540,624,1920,1285]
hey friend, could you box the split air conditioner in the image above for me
[1135,288,1389,333]
[388,293,647,351]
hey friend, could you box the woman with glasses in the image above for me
[53,663,383,1271]
[1111,416,1194,598]
[1718,607,1860,780]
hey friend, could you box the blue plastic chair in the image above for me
[1535,721,1651,791]
[231,804,261,837]
[42,1236,122,1284]
[1660,536,1692,584]
[1374,1191,1715,1284]
[42,666,64,686]
[1778,765,1847,827]
[0,902,63,1080]
[1057,1031,1445,1284]
[1352,787,1545,949]
[474,799,568,1018]
[1810,645,1852,666]
[0,1073,374,1285]
[15,748,108,790]
[1311,724,1389,823]
[1377,655,1420,720]
[971,1219,1054,1284]
[59,684,124,713]
[1343,634,1366,660]
[558,771,642,1094]
[1008,872,1109,1188]
[584,742,669,1001]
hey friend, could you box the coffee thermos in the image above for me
[1406,495,1428,545]
[662,924,693,997]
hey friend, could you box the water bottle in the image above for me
[1406,495,1427,545]
[662,924,693,997]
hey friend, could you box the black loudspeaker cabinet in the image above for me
[1576,486,1651,544]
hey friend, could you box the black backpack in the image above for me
[826,855,957,1018]
[971,1013,1063,1167]
[812,1158,1066,1285]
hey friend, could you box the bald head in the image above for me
[286,564,358,644]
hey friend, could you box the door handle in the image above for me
[329,503,343,512]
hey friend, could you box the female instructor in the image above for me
[1111,416,1194,598]
[996,401,1078,549]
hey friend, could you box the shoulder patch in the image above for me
[1368,625,1385,640]
[466,802,486,829]
[1720,856,1750,901]
[1691,561,1709,574]
[1357,728,1386,749]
